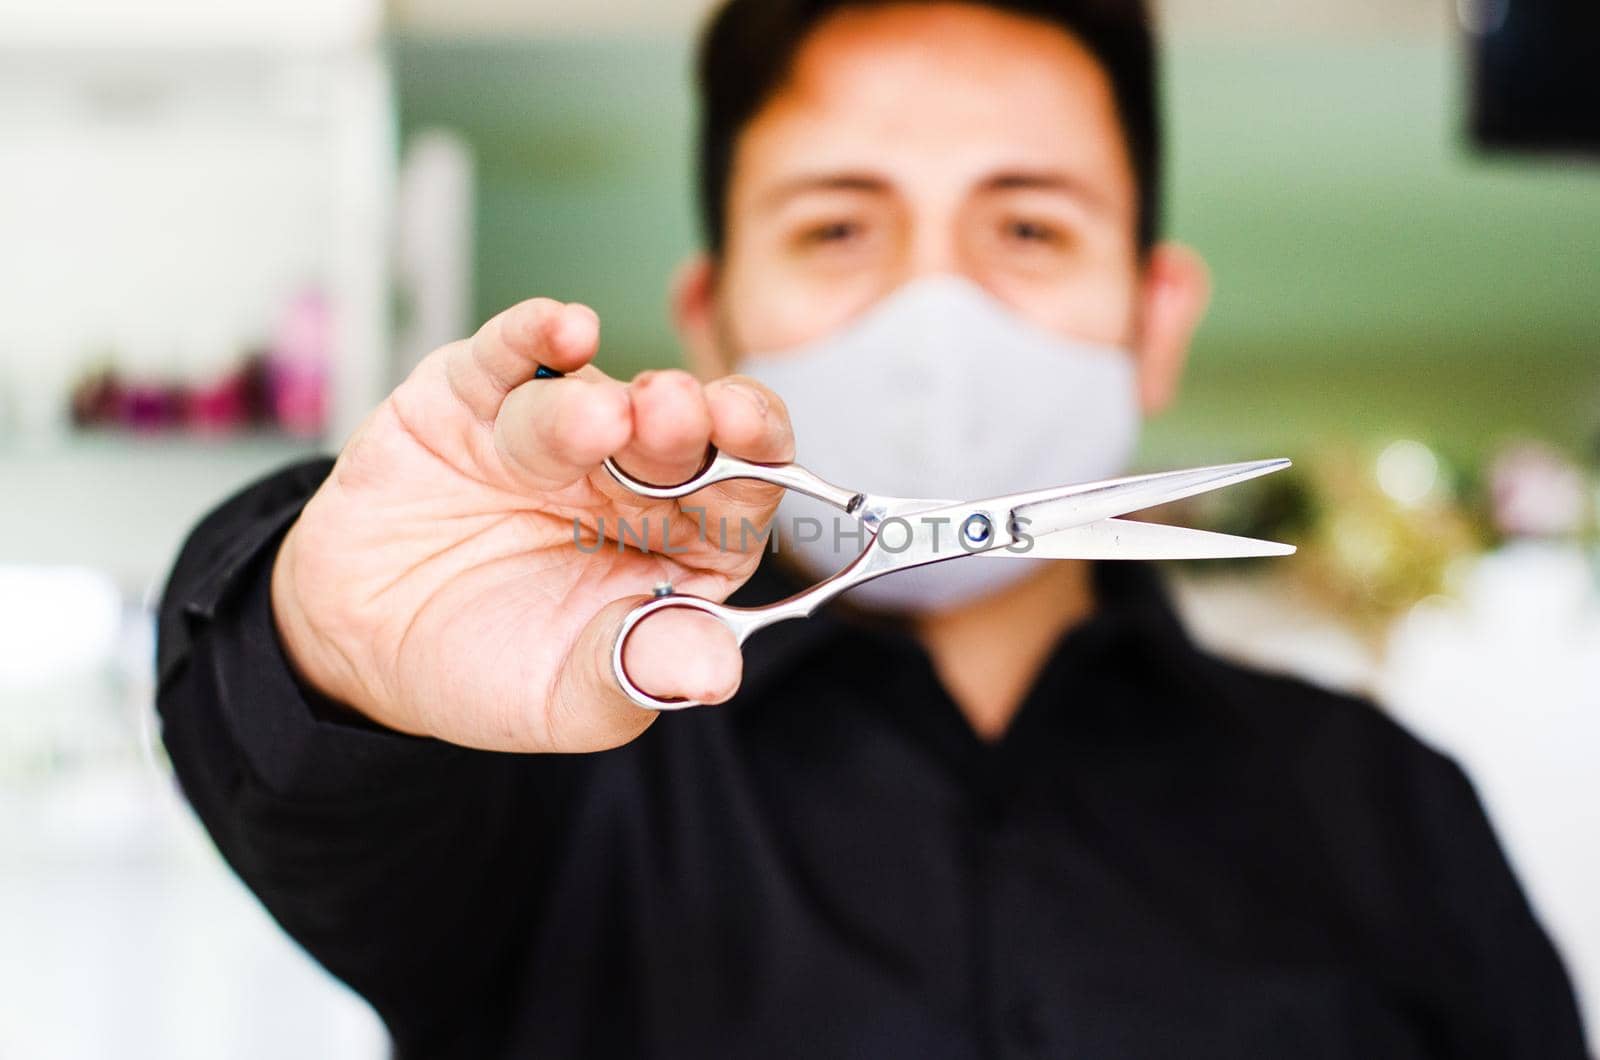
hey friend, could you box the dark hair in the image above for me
[695,0,1162,255]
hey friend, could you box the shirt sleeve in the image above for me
[155,459,591,1056]
[1413,748,1590,1058]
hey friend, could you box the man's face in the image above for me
[713,2,1145,356]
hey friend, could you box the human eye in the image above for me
[795,217,867,249]
[1000,215,1070,249]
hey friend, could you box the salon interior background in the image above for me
[396,0,1600,464]
[1,0,1596,1057]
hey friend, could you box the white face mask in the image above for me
[739,274,1142,614]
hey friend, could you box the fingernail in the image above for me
[724,381,769,417]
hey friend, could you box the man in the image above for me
[158,1,1587,1056]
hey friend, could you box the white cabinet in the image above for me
[0,0,393,586]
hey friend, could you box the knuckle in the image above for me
[651,369,702,396]
[427,337,469,372]
[562,384,632,446]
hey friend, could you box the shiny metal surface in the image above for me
[605,450,1295,710]
[1006,459,1292,539]
[982,517,1296,561]
[603,450,863,513]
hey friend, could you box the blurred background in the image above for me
[1,0,1596,1055]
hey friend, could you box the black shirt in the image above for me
[157,460,1587,1059]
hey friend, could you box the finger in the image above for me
[687,375,796,545]
[621,606,743,705]
[610,370,715,489]
[543,597,742,751]
[447,299,600,422]
[705,376,793,458]
[496,369,632,491]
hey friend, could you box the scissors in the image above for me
[602,450,1294,710]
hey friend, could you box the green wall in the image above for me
[393,34,1600,463]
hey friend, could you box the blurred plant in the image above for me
[1163,436,1598,631]
[1289,443,1481,629]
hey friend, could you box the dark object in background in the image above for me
[1466,0,1600,153]
[67,352,278,436]
[69,365,123,428]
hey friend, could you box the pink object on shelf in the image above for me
[185,370,249,434]
[118,382,180,433]
[268,289,331,438]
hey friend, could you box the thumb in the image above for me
[543,597,744,751]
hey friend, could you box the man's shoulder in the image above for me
[1188,645,1458,793]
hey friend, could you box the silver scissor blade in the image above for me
[1003,459,1291,539]
[978,517,1295,561]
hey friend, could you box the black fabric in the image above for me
[157,459,1589,1059]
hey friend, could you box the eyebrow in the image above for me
[980,169,1110,212]
[758,172,893,210]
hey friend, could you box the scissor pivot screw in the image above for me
[652,582,675,598]
[962,514,993,547]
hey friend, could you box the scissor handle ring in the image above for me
[602,448,734,501]
[612,593,747,711]
[604,450,865,519]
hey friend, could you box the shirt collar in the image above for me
[727,556,1210,712]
